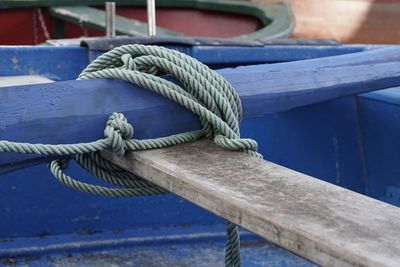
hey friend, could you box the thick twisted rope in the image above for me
[0,44,262,266]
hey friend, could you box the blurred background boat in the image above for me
[0,0,294,45]
[258,0,400,44]
[1,0,399,45]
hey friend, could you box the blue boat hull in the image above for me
[0,43,398,266]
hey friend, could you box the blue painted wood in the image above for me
[356,87,400,201]
[89,44,381,68]
[0,224,316,267]
[191,44,381,65]
[242,96,367,194]
[0,44,384,82]
[219,46,400,73]
[2,53,400,172]
[0,161,223,239]
[0,46,89,81]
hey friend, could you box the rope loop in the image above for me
[57,158,70,170]
[213,134,261,158]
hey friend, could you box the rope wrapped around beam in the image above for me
[0,44,262,267]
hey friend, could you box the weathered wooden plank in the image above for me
[0,75,53,88]
[2,59,400,172]
[102,140,400,267]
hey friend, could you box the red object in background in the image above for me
[0,9,42,45]
[114,7,259,38]
[0,7,259,45]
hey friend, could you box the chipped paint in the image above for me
[11,56,19,71]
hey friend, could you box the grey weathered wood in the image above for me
[102,140,400,267]
[0,75,53,88]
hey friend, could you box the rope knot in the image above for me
[121,53,158,75]
[104,112,134,156]
[121,54,137,71]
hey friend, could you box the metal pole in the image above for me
[105,2,116,38]
[147,0,156,36]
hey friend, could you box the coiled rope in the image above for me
[0,44,262,267]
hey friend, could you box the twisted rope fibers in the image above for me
[0,44,262,266]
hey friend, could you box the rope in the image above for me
[0,44,262,266]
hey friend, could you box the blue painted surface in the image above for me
[382,186,400,207]
[1,44,400,266]
[241,96,366,192]
[88,44,379,69]
[0,46,88,81]
[356,88,400,202]
[191,45,374,66]
[219,46,400,73]
[0,225,316,266]
[0,44,377,83]
[0,162,220,239]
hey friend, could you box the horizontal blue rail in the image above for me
[1,47,400,172]
[0,44,380,81]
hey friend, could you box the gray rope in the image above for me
[0,44,262,267]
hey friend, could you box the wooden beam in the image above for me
[2,53,400,172]
[102,140,400,267]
